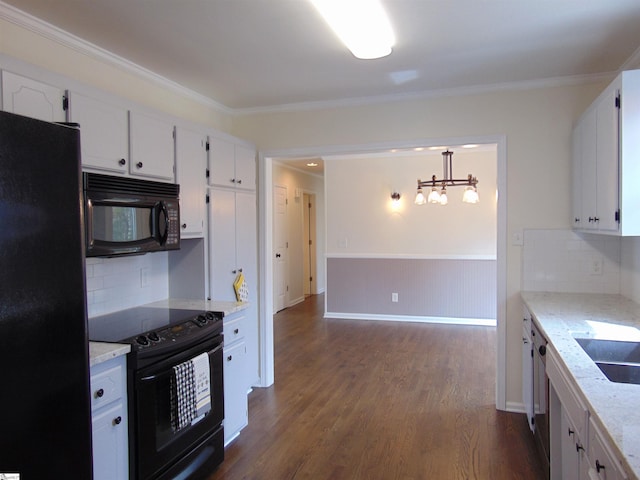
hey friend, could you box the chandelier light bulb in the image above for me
[438,188,448,205]
[427,187,440,204]
[463,186,479,204]
[414,187,426,205]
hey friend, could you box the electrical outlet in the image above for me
[392,292,398,302]
[590,256,603,276]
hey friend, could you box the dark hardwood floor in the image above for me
[207,294,544,480]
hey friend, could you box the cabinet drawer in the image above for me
[588,418,627,480]
[224,316,246,344]
[547,348,589,440]
[90,363,125,411]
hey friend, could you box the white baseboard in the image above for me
[323,312,496,327]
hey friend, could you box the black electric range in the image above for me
[88,306,224,368]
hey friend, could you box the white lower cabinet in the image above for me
[588,418,628,480]
[90,355,128,480]
[548,349,627,480]
[223,312,248,445]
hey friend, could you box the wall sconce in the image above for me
[390,191,401,209]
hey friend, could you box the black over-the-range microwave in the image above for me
[83,172,181,257]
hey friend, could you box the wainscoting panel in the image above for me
[326,257,496,322]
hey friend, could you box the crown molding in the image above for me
[0,1,234,115]
[233,71,616,115]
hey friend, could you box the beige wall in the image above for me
[232,82,610,406]
[324,149,497,256]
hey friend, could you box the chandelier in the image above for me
[414,150,479,205]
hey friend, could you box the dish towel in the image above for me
[192,352,211,419]
[170,359,197,431]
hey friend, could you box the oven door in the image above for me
[132,336,224,480]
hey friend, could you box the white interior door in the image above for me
[273,185,287,313]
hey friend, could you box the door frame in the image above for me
[257,135,507,412]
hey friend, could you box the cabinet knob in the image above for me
[576,443,584,452]
[574,218,580,223]
[136,161,143,169]
[227,355,233,361]
[234,328,239,334]
[113,416,122,426]
[95,388,104,398]
[237,179,242,184]
[230,178,236,183]
[522,337,528,344]
[181,223,187,229]
[118,158,126,166]
[568,428,574,437]
[595,460,605,472]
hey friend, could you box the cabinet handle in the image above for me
[181,223,187,229]
[234,328,239,334]
[227,355,233,361]
[594,217,599,222]
[576,443,584,452]
[574,217,580,223]
[113,416,122,426]
[118,158,126,166]
[238,268,243,273]
[237,179,242,184]
[595,460,605,472]
[522,337,528,344]
[230,178,236,183]
[95,388,104,398]
[568,428,574,437]
[232,270,237,274]
[136,161,143,169]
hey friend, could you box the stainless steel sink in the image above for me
[574,338,640,385]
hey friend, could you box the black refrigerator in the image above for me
[0,111,93,478]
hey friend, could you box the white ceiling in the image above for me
[4,0,640,113]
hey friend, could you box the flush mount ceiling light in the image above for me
[309,0,395,59]
[415,150,479,205]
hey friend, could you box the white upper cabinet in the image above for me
[129,110,175,182]
[175,126,207,238]
[1,71,66,122]
[67,91,129,174]
[208,136,256,190]
[572,69,640,235]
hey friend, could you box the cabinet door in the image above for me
[68,91,128,174]
[209,136,236,187]
[235,191,259,386]
[595,87,620,233]
[571,124,583,228]
[234,144,256,190]
[1,71,66,122]
[209,188,237,301]
[580,108,598,230]
[560,407,581,480]
[223,341,248,444]
[522,326,534,432]
[175,126,206,238]
[92,400,128,480]
[129,110,175,181]
[589,419,628,480]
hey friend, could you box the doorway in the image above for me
[303,192,317,297]
[258,135,506,411]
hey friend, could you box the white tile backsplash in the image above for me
[85,252,169,318]
[522,229,621,294]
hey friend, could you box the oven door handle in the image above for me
[139,343,223,383]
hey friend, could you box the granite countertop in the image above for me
[521,291,640,480]
[88,298,249,367]
[143,298,249,316]
[89,341,130,367]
